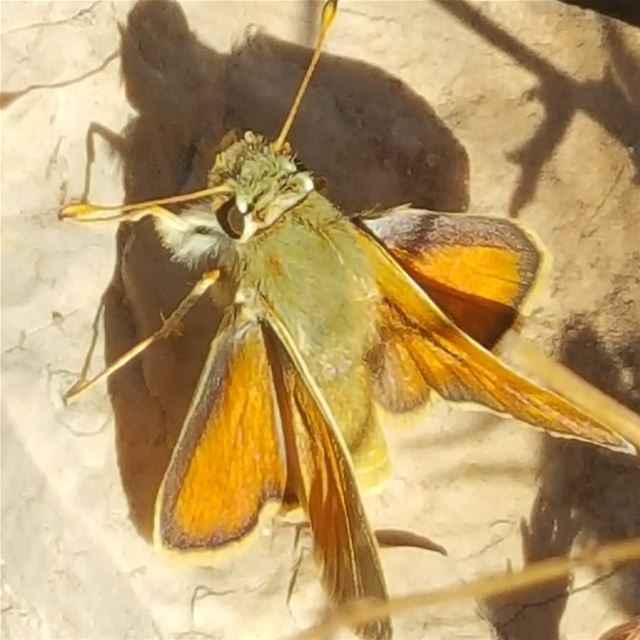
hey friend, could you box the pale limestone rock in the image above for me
[2,2,638,639]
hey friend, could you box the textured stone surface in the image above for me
[2,2,639,639]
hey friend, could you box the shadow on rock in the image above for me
[484,316,640,639]
[92,0,469,541]
[432,0,640,215]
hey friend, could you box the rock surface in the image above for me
[2,2,639,639]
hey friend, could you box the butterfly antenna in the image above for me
[273,0,338,152]
[59,186,232,223]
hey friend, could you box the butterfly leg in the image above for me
[71,292,107,397]
[286,522,309,608]
[63,269,220,402]
[80,121,126,203]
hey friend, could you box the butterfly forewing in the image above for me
[263,323,392,640]
[155,310,287,555]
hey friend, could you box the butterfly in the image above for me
[60,2,639,638]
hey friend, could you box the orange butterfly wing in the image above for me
[263,323,391,640]
[356,225,636,454]
[361,208,542,348]
[155,311,287,556]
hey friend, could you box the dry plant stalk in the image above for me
[293,536,640,640]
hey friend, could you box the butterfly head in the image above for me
[207,131,314,243]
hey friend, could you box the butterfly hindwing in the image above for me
[360,207,543,349]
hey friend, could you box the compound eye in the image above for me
[216,198,245,239]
